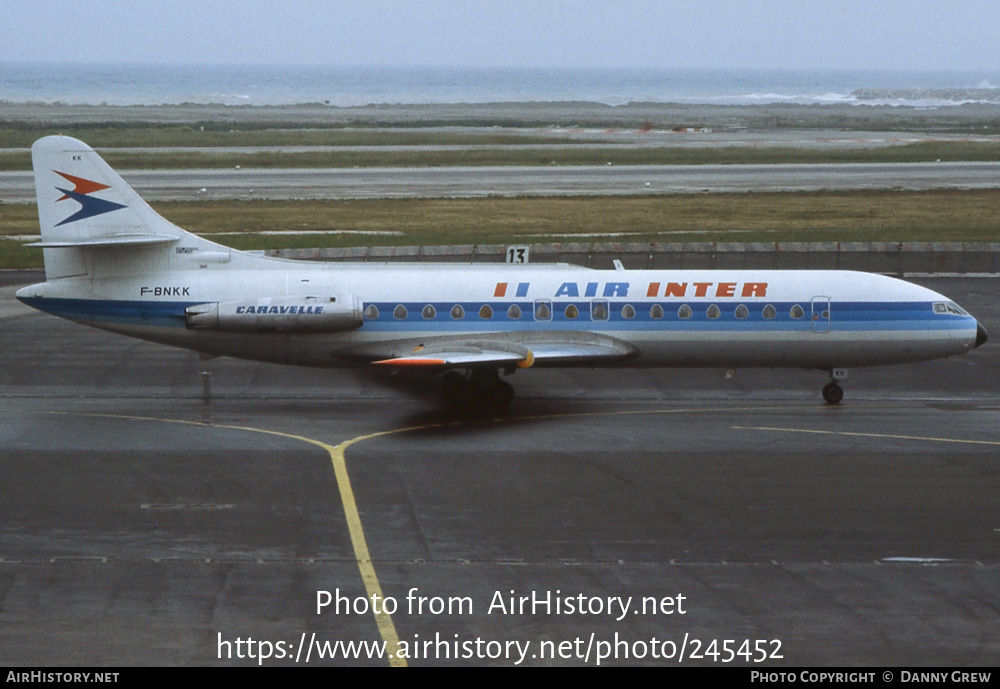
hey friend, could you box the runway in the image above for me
[3,161,1000,202]
[1,276,998,666]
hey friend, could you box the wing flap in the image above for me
[362,331,638,369]
[374,347,526,367]
[527,341,631,363]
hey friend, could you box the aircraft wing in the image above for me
[364,331,639,369]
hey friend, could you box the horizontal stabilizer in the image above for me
[29,233,179,248]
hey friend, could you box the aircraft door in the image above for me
[811,296,831,333]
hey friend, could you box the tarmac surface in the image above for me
[1,273,998,666]
[4,162,1000,203]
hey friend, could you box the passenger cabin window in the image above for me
[790,304,804,319]
[450,304,465,319]
[364,305,379,320]
[706,304,721,319]
[677,304,692,319]
[535,300,552,321]
[479,305,493,319]
[565,304,579,319]
[621,304,636,319]
[762,304,776,319]
[393,305,407,319]
[591,300,609,321]
[735,304,749,319]
[650,304,664,319]
[422,304,436,319]
[507,304,522,319]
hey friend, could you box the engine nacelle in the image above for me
[186,295,362,333]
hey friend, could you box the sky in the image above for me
[1,0,998,71]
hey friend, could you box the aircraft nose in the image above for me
[976,321,988,348]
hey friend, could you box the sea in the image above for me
[2,62,999,108]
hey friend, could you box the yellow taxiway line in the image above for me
[47,412,425,666]
[47,400,994,666]
[732,425,1000,447]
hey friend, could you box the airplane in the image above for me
[15,135,988,407]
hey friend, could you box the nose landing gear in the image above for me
[822,368,848,404]
[822,382,844,404]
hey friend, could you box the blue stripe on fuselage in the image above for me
[17,297,976,335]
[17,297,193,327]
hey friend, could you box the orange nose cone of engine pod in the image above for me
[517,350,535,368]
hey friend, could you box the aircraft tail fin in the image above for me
[30,135,234,279]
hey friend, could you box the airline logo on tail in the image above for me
[53,171,127,226]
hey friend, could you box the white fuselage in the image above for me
[16,260,981,370]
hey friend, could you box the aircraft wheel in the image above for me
[822,382,844,405]
[441,371,472,407]
[466,369,515,409]
[483,379,515,408]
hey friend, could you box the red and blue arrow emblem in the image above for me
[53,171,127,226]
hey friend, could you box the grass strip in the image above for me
[3,189,998,270]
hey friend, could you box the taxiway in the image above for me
[1,276,998,665]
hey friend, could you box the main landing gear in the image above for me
[821,368,848,405]
[441,369,515,409]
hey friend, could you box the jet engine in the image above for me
[185,296,362,333]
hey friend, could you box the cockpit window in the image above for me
[934,302,968,316]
